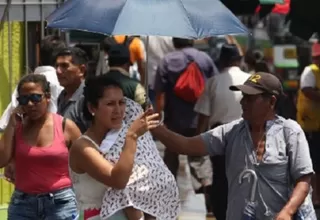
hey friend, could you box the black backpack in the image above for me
[97,36,135,76]
[102,36,134,54]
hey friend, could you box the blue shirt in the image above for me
[201,116,314,219]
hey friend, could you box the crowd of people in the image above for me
[0,34,319,220]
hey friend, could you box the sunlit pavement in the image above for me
[155,140,215,220]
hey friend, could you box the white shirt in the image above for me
[300,66,316,88]
[194,66,250,126]
[142,36,175,89]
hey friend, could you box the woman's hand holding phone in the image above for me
[128,108,162,139]
[9,106,25,127]
[144,105,164,127]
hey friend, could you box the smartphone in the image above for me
[15,106,26,122]
[142,99,153,111]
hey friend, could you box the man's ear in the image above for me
[270,95,277,109]
[79,64,87,77]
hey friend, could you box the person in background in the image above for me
[254,60,271,73]
[244,49,264,74]
[55,47,88,117]
[114,35,146,82]
[154,37,216,179]
[104,44,146,106]
[0,74,81,219]
[155,38,216,216]
[36,35,66,114]
[206,35,243,73]
[142,36,175,106]
[296,42,320,208]
[152,72,315,220]
[101,35,146,84]
[194,44,250,220]
[74,44,99,77]
[225,36,244,57]
[37,35,66,78]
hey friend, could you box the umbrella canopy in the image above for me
[47,0,248,39]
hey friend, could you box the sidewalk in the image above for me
[155,141,215,220]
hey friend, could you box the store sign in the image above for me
[283,48,297,59]
[274,45,298,68]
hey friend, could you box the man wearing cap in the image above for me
[194,43,250,220]
[297,42,320,207]
[152,72,315,219]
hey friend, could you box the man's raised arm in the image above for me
[152,125,207,156]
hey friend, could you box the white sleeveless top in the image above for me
[70,135,106,211]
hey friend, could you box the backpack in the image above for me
[104,36,141,79]
[104,36,134,52]
[97,36,135,76]
[173,54,205,103]
[103,36,134,67]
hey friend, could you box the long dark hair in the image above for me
[82,75,123,121]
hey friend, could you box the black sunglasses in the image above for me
[17,94,44,106]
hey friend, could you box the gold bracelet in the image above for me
[126,131,138,140]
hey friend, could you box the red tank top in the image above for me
[15,113,72,193]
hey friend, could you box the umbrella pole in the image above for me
[144,36,149,99]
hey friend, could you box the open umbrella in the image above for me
[239,169,258,220]
[46,0,248,95]
[47,0,247,38]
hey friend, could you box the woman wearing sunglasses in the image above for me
[0,74,81,219]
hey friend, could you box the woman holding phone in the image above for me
[69,75,179,220]
[0,74,81,219]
